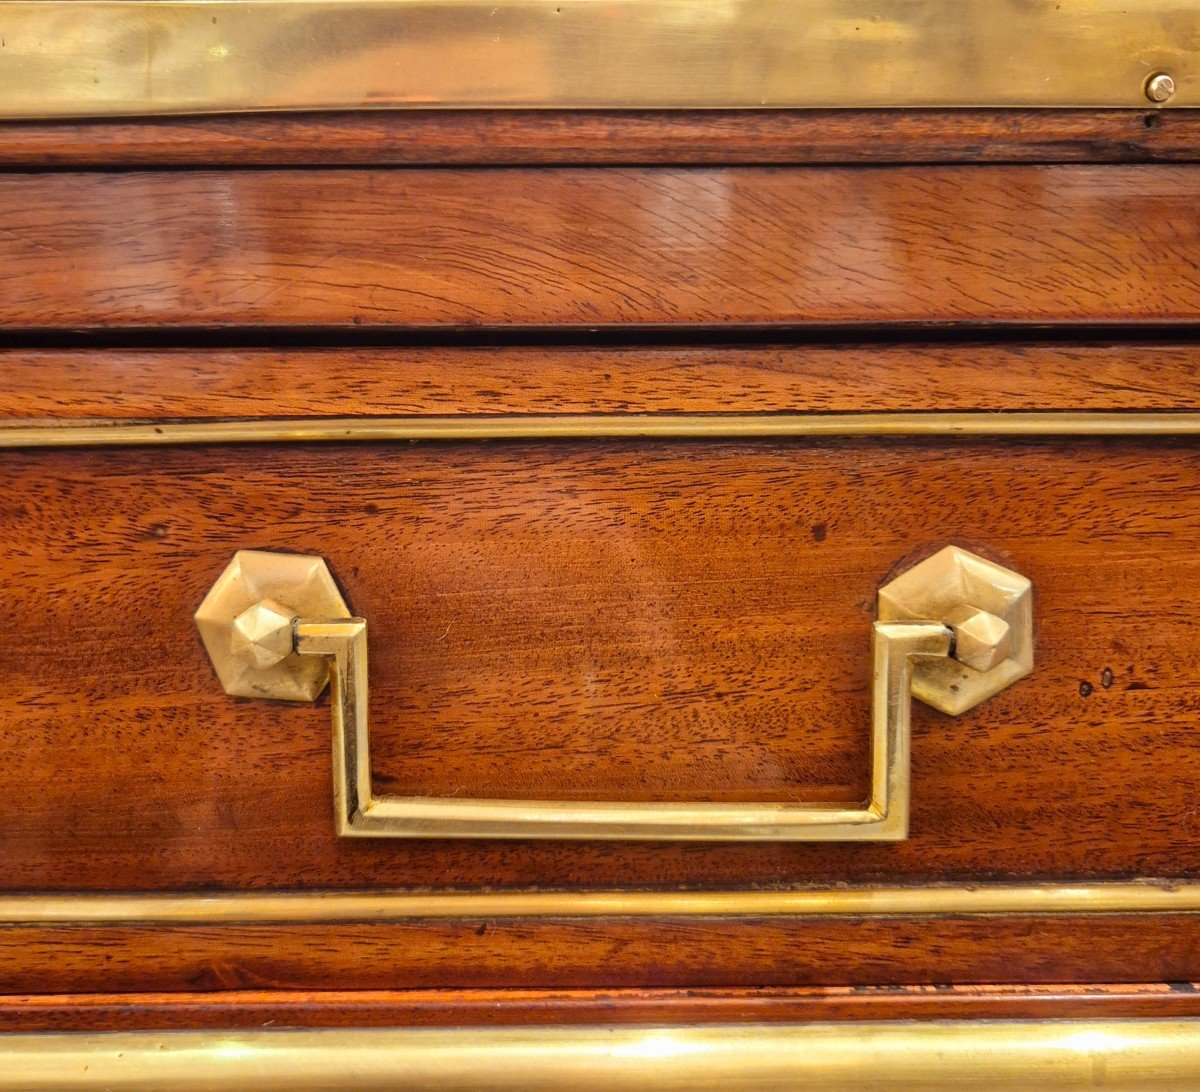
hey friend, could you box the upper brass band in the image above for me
[0,0,1194,119]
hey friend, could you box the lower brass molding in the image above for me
[4,883,1200,924]
[4,412,1200,448]
[3,1020,1200,1089]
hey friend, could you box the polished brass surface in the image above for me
[4,883,1200,924]
[197,548,1028,840]
[878,546,1033,716]
[6,412,1200,449]
[5,1021,1200,1089]
[194,551,350,702]
[0,0,1195,118]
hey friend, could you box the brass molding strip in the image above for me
[4,412,1200,448]
[0,0,1196,119]
[4,1020,1200,1089]
[5,884,1200,924]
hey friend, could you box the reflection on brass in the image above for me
[0,0,1195,118]
[4,1021,1200,1090]
[196,546,1030,841]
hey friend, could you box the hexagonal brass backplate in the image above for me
[195,550,351,701]
[878,546,1032,716]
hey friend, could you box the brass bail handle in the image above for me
[196,545,1032,842]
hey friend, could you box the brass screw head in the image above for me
[945,605,1012,674]
[1146,72,1176,103]
[230,598,298,670]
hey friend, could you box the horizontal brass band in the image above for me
[3,1020,1200,1088]
[4,412,1200,448]
[4,883,1200,924]
[0,0,1195,118]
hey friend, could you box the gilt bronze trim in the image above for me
[3,883,1200,923]
[3,1020,1200,1088]
[4,412,1200,448]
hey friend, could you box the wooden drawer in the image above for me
[3,424,1199,885]
[4,348,1200,993]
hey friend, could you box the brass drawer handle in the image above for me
[196,546,1031,841]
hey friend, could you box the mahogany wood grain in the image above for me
[2,438,1200,890]
[0,110,1197,168]
[5,916,1200,994]
[2,166,1199,331]
[6,343,1200,420]
[6,985,1200,1032]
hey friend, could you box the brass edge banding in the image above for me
[4,1020,1200,1089]
[4,412,1200,448]
[5,883,1200,923]
[0,0,1196,118]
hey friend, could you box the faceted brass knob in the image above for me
[945,605,1012,674]
[195,550,351,701]
[230,599,298,670]
[877,546,1033,716]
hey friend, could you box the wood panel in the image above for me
[4,916,1200,994]
[1,110,1198,168]
[6,343,1200,420]
[2,166,1199,330]
[2,438,1200,889]
[6,984,1200,1032]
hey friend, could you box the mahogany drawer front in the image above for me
[1,164,1199,331]
[2,433,1198,891]
[7,343,1200,419]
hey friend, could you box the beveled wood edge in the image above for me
[4,411,1200,448]
[4,883,1200,924]
[3,1020,1200,1089]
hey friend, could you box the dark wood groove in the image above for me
[1,110,1198,168]
[6,984,1200,1032]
